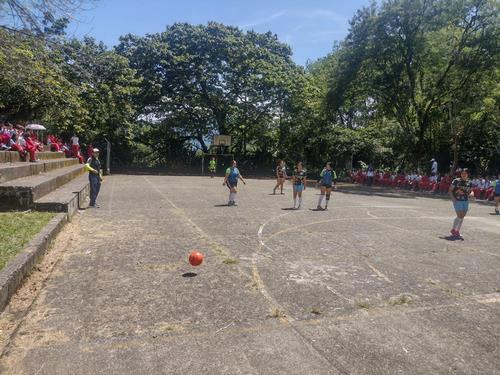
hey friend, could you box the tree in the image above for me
[328,0,499,166]
[116,22,305,159]
[0,26,77,122]
[0,0,96,33]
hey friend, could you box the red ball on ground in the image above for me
[189,251,204,266]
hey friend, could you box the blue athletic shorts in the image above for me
[226,180,238,189]
[453,200,469,212]
[293,184,304,193]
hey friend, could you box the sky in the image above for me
[68,0,371,65]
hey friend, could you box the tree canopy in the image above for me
[0,0,498,174]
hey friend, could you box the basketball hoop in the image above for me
[213,135,231,147]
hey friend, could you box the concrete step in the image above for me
[0,158,79,184]
[34,174,90,216]
[0,151,68,163]
[0,164,84,210]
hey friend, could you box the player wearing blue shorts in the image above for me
[449,168,474,238]
[316,162,337,210]
[223,160,246,206]
[292,162,307,209]
[493,173,500,215]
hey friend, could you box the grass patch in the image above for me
[268,308,286,319]
[389,294,413,306]
[0,211,56,271]
[310,307,322,315]
[355,298,372,309]
[222,258,238,265]
[157,322,182,333]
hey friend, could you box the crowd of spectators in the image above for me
[350,167,497,201]
[0,122,42,162]
[0,122,91,164]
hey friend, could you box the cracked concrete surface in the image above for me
[0,175,498,374]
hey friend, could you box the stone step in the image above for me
[0,164,84,210]
[0,158,79,184]
[0,151,68,163]
[34,174,90,216]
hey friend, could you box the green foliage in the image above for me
[0,0,498,173]
[116,22,304,159]
[326,0,499,170]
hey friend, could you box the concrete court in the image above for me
[0,175,499,375]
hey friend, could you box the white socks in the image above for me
[229,192,236,203]
[318,195,324,206]
[453,217,463,230]
[293,197,297,208]
[298,197,302,208]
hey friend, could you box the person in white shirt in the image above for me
[430,159,438,182]
[366,165,374,186]
[431,158,438,173]
[70,134,83,163]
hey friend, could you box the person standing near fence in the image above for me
[493,173,500,215]
[85,148,103,208]
[367,165,374,186]
[209,157,217,178]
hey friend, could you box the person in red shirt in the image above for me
[86,144,94,160]
[24,132,37,162]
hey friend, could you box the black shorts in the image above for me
[494,192,500,198]
[226,180,238,189]
[321,183,333,188]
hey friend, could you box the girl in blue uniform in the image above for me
[449,168,474,238]
[223,160,246,206]
[292,161,307,209]
[493,173,500,215]
[317,162,337,210]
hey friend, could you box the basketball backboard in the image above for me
[213,135,231,146]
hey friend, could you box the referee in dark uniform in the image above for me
[84,148,103,208]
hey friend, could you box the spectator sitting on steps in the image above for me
[23,131,38,162]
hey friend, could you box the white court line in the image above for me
[366,262,393,283]
[257,211,299,254]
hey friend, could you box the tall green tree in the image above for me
[116,22,305,157]
[328,0,499,166]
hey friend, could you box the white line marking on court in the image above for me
[366,211,378,219]
[325,285,353,302]
[257,211,298,254]
[473,293,500,304]
[215,322,234,334]
[366,262,393,283]
[144,176,245,269]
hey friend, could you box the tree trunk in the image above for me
[197,135,208,153]
[451,133,459,175]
